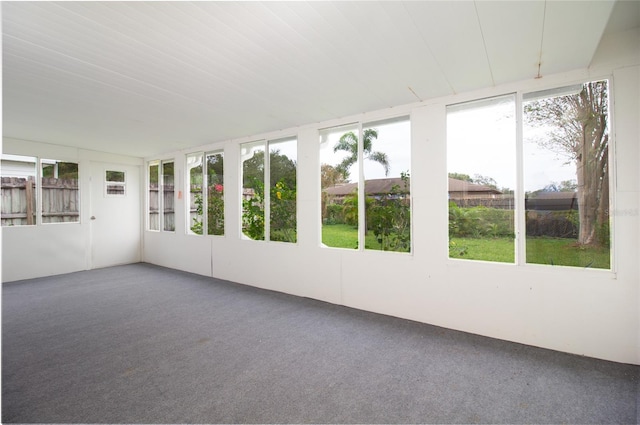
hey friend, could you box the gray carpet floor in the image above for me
[2,263,638,424]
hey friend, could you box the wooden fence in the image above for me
[148,184,175,231]
[1,177,79,226]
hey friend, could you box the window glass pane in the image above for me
[105,170,125,195]
[148,163,159,231]
[42,160,79,223]
[447,95,516,262]
[241,141,265,240]
[206,152,224,236]
[162,161,175,232]
[106,170,125,183]
[269,137,297,243]
[187,153,204,235]
[524,80,610,269]
[1,155,37,226]
[320,123,359,249]
[363,117,411,252]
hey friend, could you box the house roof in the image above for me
[324,177,501,196]
[448,178,502,194]
[325,177,410,196]
[526,191,578,211]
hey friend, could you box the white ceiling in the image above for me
[2,1,637,158]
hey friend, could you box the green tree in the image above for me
[333,129,389,180]
[270,179,296,242]
[321,164,347,189]
[368,172,411,252]
[243,150,296,190]
[525,81,609,246]
[471,174,498,190]
[242,149,296,241]
[448,172,473,182]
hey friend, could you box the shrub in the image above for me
[449,203,513,238]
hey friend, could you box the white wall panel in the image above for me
[2,224,85,282]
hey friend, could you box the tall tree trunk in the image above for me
[576,148,598,245]
[574,83,608,246]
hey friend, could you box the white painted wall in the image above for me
[1,139,143,282]
[143,38,639,365]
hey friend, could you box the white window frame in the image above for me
[186,149,225,237]
[445,76,615,272]
[104,169,126,197]
[240,136,298,243]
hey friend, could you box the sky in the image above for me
[447,97,576,193]
[319,119,411,184]
[317,107,575,193]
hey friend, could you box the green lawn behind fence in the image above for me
[450,237,610,269]
[322,224,609,269]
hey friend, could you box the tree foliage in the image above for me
[321,164,347,189]
[242,149,297,242]
[333,129,389,180]
[368,172,411,252]
[243,149,296,191]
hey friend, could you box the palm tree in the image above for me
[333,128,389,180]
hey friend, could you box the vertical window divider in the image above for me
[515,92,526,266]
[203,153,208,235]
[160,162,165,232]
[357,122,365,251]
[608,77,616,273]
[36,159,42,226]
[264,141,271,242]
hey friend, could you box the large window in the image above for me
[148,160,175,232]
[524,81,610,269]
[187,151,224,236]
[2,155,79,226]
[446,79,611,269]
[162,161,175,232]
[241,137,297,242]
[148,162,159,231]
[447,95,516,262]
[42,160,79,223]
[320,123,359,249]
[320,117,412,252]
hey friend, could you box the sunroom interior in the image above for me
[2,0,639,372]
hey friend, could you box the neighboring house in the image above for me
[324,177,409,201]
[324,177,500,202]
[447,178,502,200]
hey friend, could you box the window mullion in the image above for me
[36,159,42,226]
[203,153,208,236]
[357,122,365,251]
[264,141,271,242]
[159,163,164,232]
[515,92,526,266]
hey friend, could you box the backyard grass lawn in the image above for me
[526,237,610,269]
[450,237,610,269]
[322,224,391,250]
[324,224,610,268]
[449,237,515,263]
